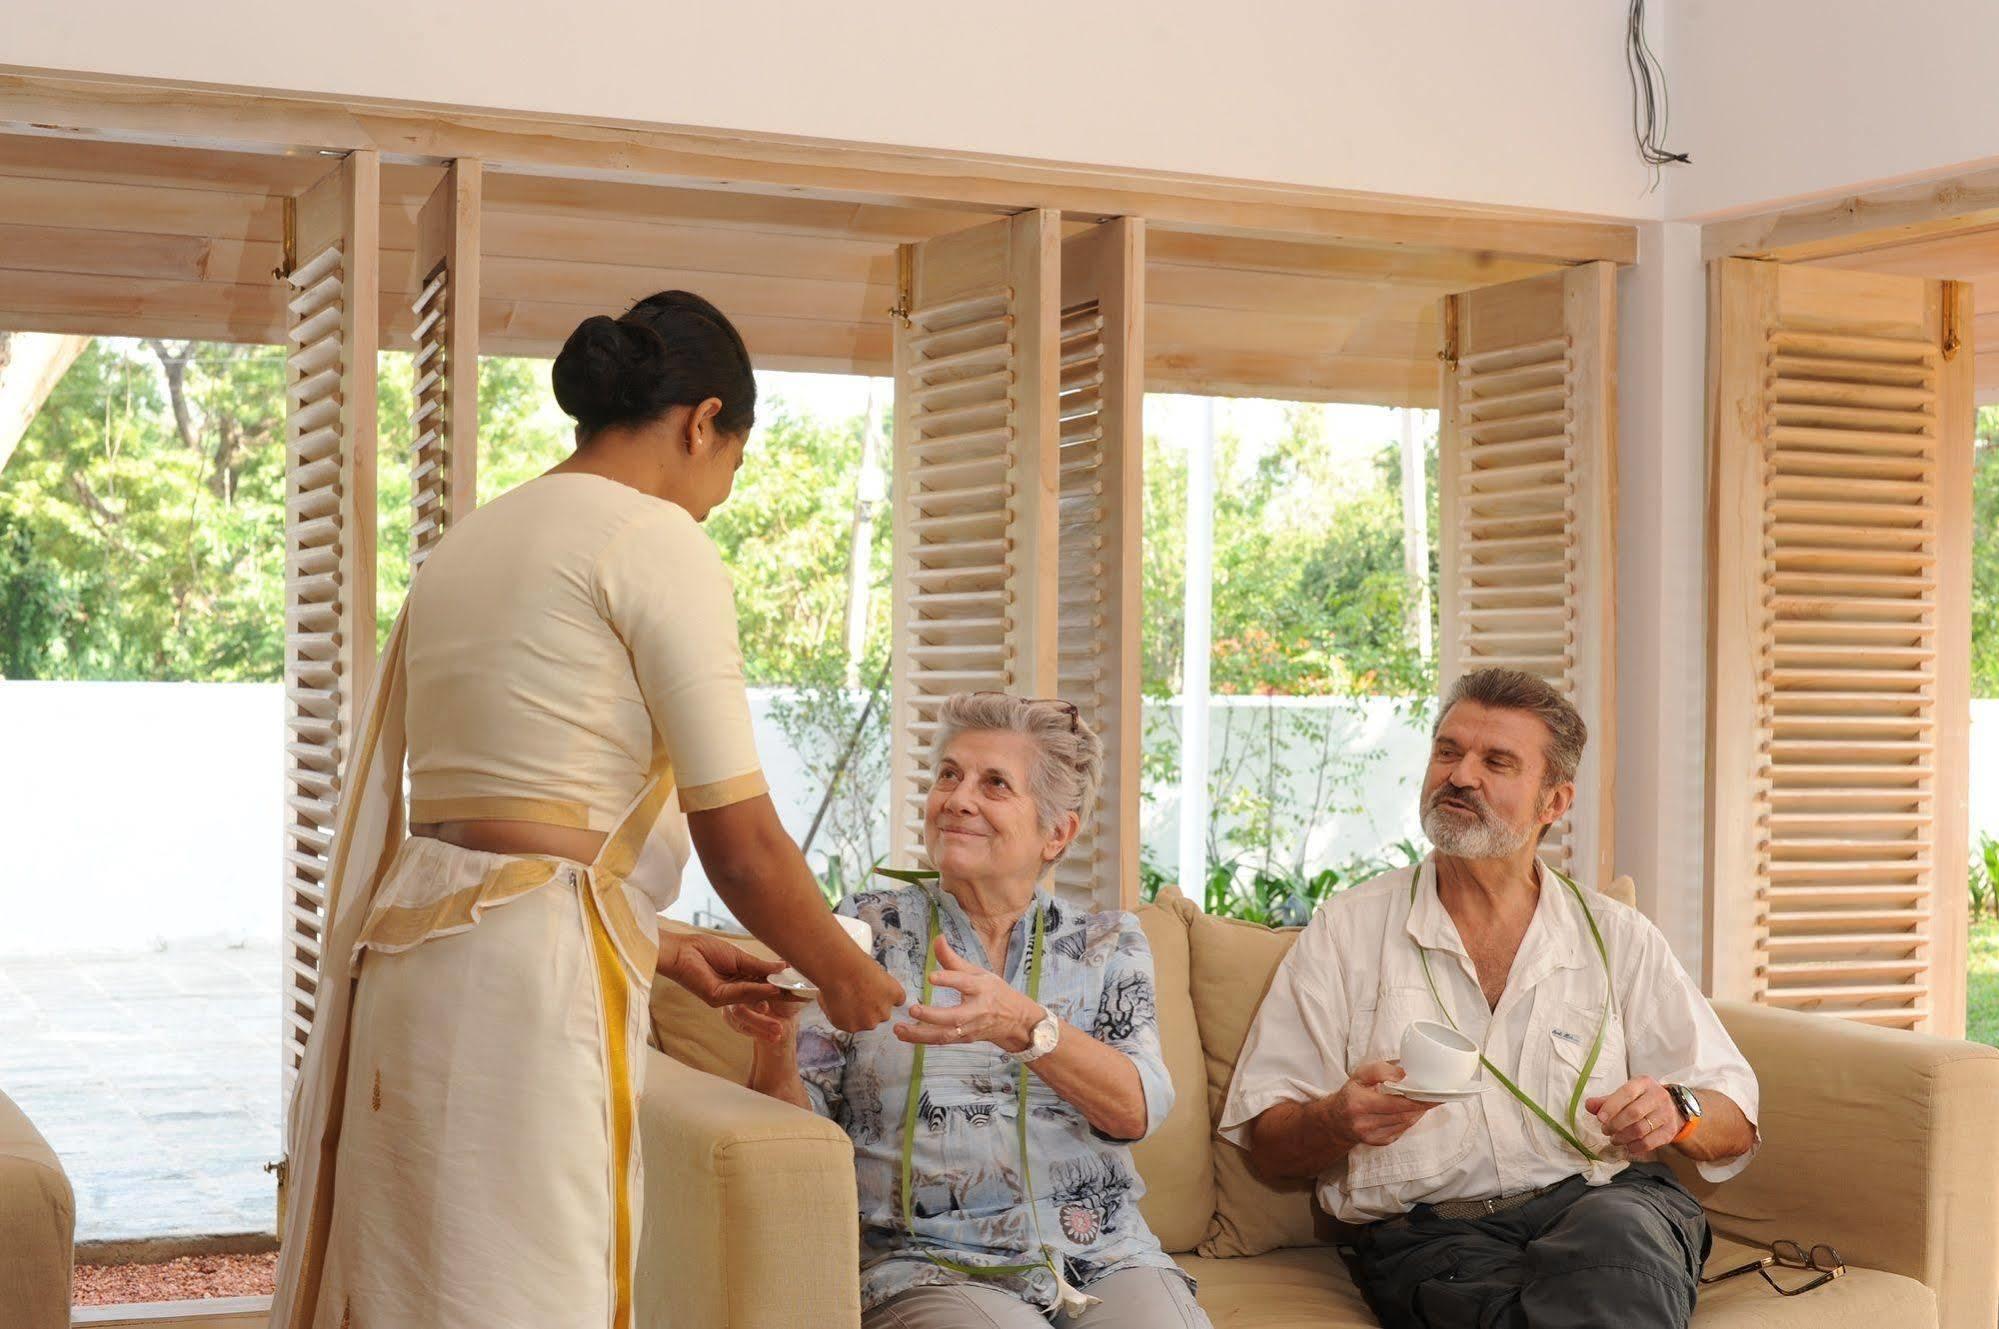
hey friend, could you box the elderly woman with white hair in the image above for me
[725,692,1211,1328]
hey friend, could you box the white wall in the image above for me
[1668,0,1999,218]
[7,0,1664,219]
[1614,221,1711,970]
[7,683,1995,957]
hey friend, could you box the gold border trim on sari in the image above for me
[408,794,594,829]
[351,857,560,956]
[677,768,769,813]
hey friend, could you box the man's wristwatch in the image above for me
[1014,1006,1060,1064]
[1665,1083,1703,1144]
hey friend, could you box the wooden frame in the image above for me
[280,149,379,1097]
[887,211,1062,870]
[0,66,1633,266]
[408,158,480,563]
[1054,218,1145,910]
[1704,258,1973,1035]
[1704,163,1999,264]
[1437,263,1619,887]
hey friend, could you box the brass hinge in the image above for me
[274,197,297,281]
[1942,282,1964,362]
[889,244,913,325]
[1438,294,1461,373]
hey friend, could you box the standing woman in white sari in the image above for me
[271,291,905,1329]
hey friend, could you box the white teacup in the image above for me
[836,914,874,955]
[1399,1020,1480,1089]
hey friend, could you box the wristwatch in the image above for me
[1014,1006,1061,1064]
[1665,1083,1703,1143]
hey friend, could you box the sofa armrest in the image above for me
[635,1047,861,1329]
[1670,1002,1999,1329]
[0,1089,74,1329]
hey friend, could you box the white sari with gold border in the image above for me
[270,610,679,1329]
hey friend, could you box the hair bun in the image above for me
[551,314,667,431]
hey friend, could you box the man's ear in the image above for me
[1540,780,1576,828]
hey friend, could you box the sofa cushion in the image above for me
[1169,1239,1935,1329]
[1174,1248,1375,1328]
[1185,910,1324,1258]
[1692,1236,1935,1327]
[1127,889,1216,1253]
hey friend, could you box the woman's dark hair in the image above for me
[550,290,756,440]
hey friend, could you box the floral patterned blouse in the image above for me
[795,880,1188,1312]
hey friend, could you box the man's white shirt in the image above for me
[1217,855,1761,1224]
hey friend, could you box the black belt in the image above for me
[1417,1177,1571,1222]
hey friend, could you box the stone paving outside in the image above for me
[0,941,281,1242]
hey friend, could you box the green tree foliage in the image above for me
[0,339,287,680]
[1,340,894,687]
[703,400,892,684]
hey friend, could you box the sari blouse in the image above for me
[402,473,767,908]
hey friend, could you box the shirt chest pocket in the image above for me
[1342,989,1477,1191]
[1531,999,1628,1164]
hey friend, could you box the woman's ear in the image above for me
[686,397,724,454]
[1042,810,1081,864]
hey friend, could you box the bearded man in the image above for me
[1219,668,1759,1329]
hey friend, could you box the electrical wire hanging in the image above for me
[1627,0,1689,185]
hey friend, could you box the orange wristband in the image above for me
[1670,1111,1700,1146]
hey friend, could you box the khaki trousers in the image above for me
[862,1267,1209,1329]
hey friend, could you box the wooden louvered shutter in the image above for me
[408,160,480,567]
[1437,263,1618,886]
[888,211,1060,878]
[1706,259,1973,1034]
[1052,219,1144,909]
[281,150,380,1095]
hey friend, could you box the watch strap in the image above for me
[1015,1008,1059,1064]
[1667,1084,1702,1144]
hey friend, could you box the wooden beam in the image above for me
[0,328,87,469]
[1703,162,1999,263]
[0,68,1635,266]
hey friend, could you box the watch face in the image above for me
[1671,1085,1702,1119]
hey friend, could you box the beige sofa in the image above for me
[0,1087,75,1329]
[636,890,1999,1329]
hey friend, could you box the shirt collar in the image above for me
[926,880,1053,978]
[1404,852,1588,977]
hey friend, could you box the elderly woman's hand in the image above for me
[894,934,1045,1054]
[723,995,807,1045]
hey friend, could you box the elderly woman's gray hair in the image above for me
[933,692,1105,835]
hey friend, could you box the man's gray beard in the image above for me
[1422,799,1533,860]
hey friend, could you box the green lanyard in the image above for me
[1409,863,1617,1163]
[896,888,1061,1284]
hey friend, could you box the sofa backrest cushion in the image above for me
[1185,910,1326,1257]
[1128,889,1216,1252]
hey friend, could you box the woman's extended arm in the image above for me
[688,796,903,1033]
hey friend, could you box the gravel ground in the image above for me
[72,1253,277,1306]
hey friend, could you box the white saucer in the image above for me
[770,967,820,1000]
[1381,1080,1485,1104]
